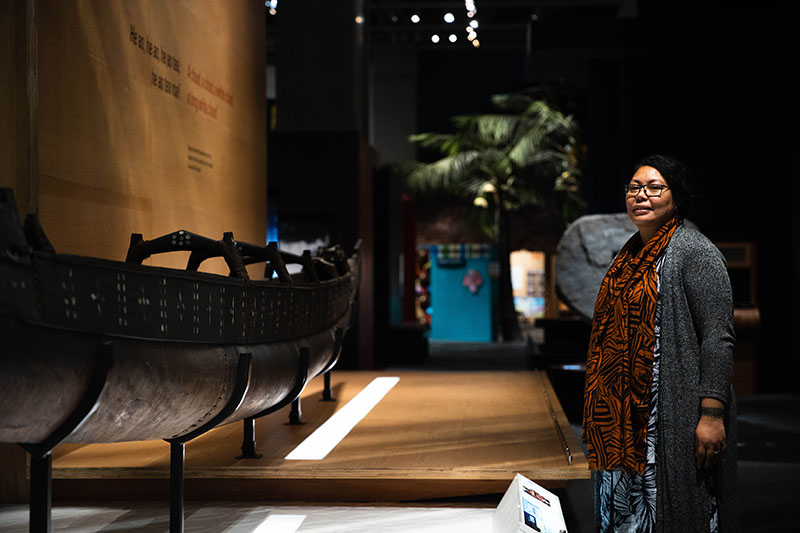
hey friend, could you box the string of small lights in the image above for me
[411,1,481,48]
[269,2,482,48]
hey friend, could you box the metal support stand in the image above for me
[29,453,52,533]
[169,442,185,533]
[321,371,334,402]
[240,347,310,455]
[236,417,262,459]
[166,351,252,533]
[284,346,310,425]
[287,396,304,425]
[319,328,344,402]
[20,341,113,533]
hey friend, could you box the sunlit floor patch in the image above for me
[0,503,495,533]
[253,513,306,533]
[285,376,400,460]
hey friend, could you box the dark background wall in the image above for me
[571,7,794,394]
[417,49,527,134]
[270,0,796,391]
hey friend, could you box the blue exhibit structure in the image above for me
[428,243,497,342]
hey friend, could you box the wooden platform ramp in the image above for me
[51,371,590,502]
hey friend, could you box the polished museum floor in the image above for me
[0,503,496,533]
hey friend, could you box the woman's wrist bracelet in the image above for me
[699,406,725,419]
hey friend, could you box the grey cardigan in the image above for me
[655,225,738,532]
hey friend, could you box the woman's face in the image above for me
[626,165,676,235]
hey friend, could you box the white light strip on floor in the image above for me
[253,514,306,533]
[285,376,400,461]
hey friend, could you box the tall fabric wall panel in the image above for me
[34,0,266,273]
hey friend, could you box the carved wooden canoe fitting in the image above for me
[0,188,361,532]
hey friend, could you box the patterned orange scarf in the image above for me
[582,215,682,473]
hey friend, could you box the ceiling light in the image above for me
[411,14,420,23]
[449,34,457,43]
[431,34,440,43]
[470,20,479,29]
[444,12,455,23]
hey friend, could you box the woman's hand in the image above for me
[695,398,726,469]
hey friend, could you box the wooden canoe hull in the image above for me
[0,188,359,446]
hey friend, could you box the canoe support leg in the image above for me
[28,452,52,533]
[237,417,262,459]
[166,351,252,533]
[322,371,334,402]
[320,327,344,402]
[241,347,310,456]
[287,397,304,425]
[286,347,310,425]
[20,341,113,533]
[169,441,185,533]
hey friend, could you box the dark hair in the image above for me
[634,154,695,217]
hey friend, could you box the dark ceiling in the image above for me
[267,1,787,55]
[366,0,626,49]
[266,0,637,54]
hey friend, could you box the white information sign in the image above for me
[492,473,568,533]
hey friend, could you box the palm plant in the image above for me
[407,94,584,341]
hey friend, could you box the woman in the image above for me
[582,155,737,532]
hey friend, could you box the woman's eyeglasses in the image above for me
[624,184,670,198]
